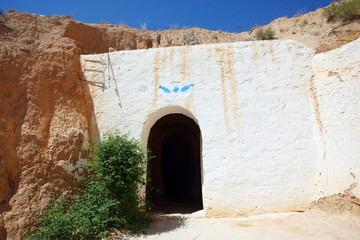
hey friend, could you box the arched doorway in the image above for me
[147,113,203,213]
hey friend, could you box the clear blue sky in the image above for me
[2,0,333,32]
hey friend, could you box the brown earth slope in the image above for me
[0,5,359,239]
[0,13,94,240]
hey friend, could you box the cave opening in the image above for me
[147,113,203,213]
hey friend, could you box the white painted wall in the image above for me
[311,38,360,199]
[81,39,360,217]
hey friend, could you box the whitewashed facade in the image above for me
[81,39,360,217]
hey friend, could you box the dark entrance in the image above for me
[147,114,203,213]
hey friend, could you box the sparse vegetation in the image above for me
[99,19,110,24]
[26,132,151,240]
[118,21,127,26]
[323,0,360,21]
[139,20,148,30]
[279,27,289,33]
[255,27,275,40]
[294,8,308,17]
[301,19,309,27]
[140,22,147,30]
[46,14,73,25]
[170,23,178,30]
[337,29,360,42]
[50,14,61,24]
[6,8,17,13]
[0,8,5,23]
[312,31,322,36]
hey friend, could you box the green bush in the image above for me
[26,198,74,240]
[26,132,150,240]
[323,0,360,21]
[255,27,275,40]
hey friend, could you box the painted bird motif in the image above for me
[159,83,194,93]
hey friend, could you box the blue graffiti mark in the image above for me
[173,86,180,93]
[159,85,171,93]
[181,83,194,92]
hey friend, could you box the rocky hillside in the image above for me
[0,4,359,239]
[266,7,360,53]
[1,6,359,55]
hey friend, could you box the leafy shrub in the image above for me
[255,27,275,40]
[323,0,360,21]
[89,132,149,227]
[26,132,151,240]
[26,198,74,240]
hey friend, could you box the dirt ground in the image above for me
[106,209,360,240]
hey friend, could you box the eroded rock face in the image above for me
[0,47,93,239]
[0,12,100,239]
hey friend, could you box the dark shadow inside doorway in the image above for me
[147,114,203,214]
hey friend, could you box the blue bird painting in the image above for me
[173,86,180,93]
[159,84,194,94]
[159,85,171,93]
[181,83,194,92]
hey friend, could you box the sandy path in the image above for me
[115,210,360,240]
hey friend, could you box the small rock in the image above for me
[185,34,200,45]
[124,43,132,50]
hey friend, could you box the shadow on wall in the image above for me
[79,71,100,139]
[0,210,7,240]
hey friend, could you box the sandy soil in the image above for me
[111,210,360,240]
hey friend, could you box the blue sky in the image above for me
[2,0,333,32]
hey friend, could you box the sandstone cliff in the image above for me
[0,13,93,240]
